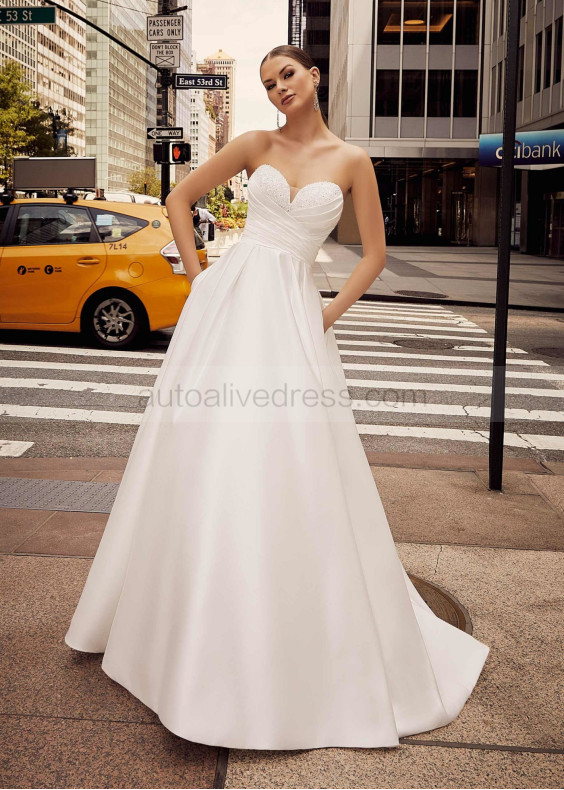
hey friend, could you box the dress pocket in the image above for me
[190,266,210,293]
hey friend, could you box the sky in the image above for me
[191,0,287,137]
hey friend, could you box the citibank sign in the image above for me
[479,130,564,166]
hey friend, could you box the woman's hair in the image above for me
[260,45,329,128]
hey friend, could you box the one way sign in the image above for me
[146,127,183,140]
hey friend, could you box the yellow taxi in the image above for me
[0,196,208,349]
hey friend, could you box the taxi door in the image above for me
[0,202,107,324]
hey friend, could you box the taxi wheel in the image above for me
[81,290,149,350]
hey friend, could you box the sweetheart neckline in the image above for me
[250,163,345,206]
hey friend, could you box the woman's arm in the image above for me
[165,130,258,284]
[322,148,386,332]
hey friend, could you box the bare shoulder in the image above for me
[331,140,372,195]
[342,141,371,169]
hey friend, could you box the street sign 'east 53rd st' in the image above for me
[0,6,55,24]
[174,74,228,89]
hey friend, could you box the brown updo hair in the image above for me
[260,45,329,128]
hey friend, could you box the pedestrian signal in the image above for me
[170,143,191,164]
[153,141,191,164]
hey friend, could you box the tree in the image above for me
[0,59,77,187]
[128,166,161,197]
[0,60,37,186]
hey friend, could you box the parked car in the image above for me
[0,197,208,349]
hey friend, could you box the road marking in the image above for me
[337,340,527,354]
[350,399,564,421]
[0,343,165,360]
[0,377,150,396]
[0,403,143,425]
[336,314,478,326]
[0,439,34,457]
[356,424,564,451]
[334,329,506,344]
[334,320,487,333]
[342,362,564,380]
[345,377,564,399]
[0,360,160,375]
[338,350,545,365]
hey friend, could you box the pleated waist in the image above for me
[238,225,320,268]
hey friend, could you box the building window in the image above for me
[555,16,563,84]
[499,0,506,36]
[401,70,425,116]
[377,0,401,45]
[403,1,428,44]
[518,45,524,101]
[376,69,399,115]
[427,69,451,115]
[535,31,542,92]
[429,0,454,44]
[496,60,504,112]
[491,64,497,116]
[544,25,553,88]
[453,69,477,116]
[455,0,479,45]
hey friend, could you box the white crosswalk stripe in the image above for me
[0,301,562,458]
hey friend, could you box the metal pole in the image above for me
[159,0,172,205]
[160,69,171,205]
[488,0,520,491]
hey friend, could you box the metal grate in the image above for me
[0,477,119,513]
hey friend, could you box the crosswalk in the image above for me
[0,300,562,458]
[322,299,564,457]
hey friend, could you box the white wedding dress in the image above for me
[65,163,490,750]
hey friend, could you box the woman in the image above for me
[65,45,490,750]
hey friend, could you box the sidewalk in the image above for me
[312,242,564,311]
[1,453,562,788]
[207,238,564,310]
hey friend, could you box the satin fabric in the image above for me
[65,163,490,750]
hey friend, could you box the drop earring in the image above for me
[277,108,281,129]
[313,82,319,112]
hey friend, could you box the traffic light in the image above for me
[153,141,191,164]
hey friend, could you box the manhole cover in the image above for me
[394,290,448,299]
[394,338,455,350]
[408,574,472,633]
[532,347,564,359]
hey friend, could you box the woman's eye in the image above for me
[266,71,293,90]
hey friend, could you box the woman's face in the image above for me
[260,55,318,116]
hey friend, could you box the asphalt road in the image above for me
[0,301,562,462]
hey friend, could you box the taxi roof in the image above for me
[5,198,170,219]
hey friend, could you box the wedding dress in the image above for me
[65,162,490,750]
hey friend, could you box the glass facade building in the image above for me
[370,0,483,245]
[85,0,156,191]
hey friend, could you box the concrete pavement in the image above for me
[1,452,562,788]
[313,241,564,311]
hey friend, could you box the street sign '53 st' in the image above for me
[0,6,56,24]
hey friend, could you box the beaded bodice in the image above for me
[239,163,344,267]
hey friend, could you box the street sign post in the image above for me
[147,127,183,140]
[0,6,55,24]
[150,42,180,69]
[146,14,183,40]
